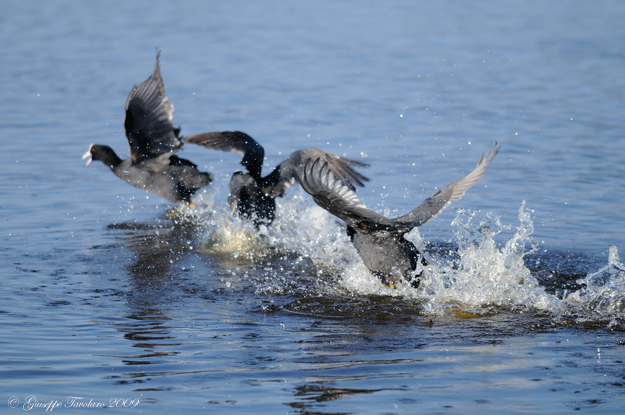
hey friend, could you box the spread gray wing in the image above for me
[393,142,499,227]
[298,158,399,232]
[264,148,370,198]
[124,51,181,164]
[185,131,264,179]
[298,143,499,233]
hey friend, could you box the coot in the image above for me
[185,131,369,225]
[297,143,500,287]
[83,52,212,204]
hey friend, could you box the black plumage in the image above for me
[83,52,212,203]
[186,131,369,225]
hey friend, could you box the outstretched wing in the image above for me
[124,50,181,164]
[393,142,499,227]
[298,158,398,232]
[264,148,370,198]
[185,131,264,179]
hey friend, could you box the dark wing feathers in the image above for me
[124,51,181,164]
[185,131,264,179]
[168,154,199,169]
[393,142,499,227]
[185,131,370,197]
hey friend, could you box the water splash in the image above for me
[582,245,625,289]
[191,197,552,304]
[198,207,264,258]
[563,246,625,328]
[413,202,559,316]
[188,193,625,327]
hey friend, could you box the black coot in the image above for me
[83,51,212,204]
[185,131,369,225]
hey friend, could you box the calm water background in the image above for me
[1,0,625,413]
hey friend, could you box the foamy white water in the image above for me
[191,194,625,330]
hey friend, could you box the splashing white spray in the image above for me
[189,193,625,325]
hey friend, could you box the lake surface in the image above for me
[2,0,625,413]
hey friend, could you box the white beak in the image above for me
[82,149,92,166]
[82,144,94,166]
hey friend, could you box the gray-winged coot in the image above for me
[297,143,500,287]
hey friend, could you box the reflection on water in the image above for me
[103,214,206,381]
[288,384,385,412]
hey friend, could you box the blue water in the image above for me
[2,0,625,413]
